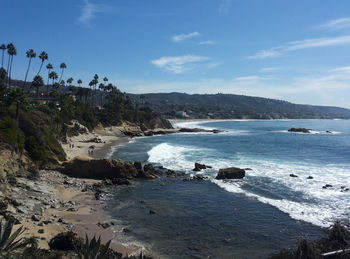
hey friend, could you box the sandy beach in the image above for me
[62,125,131,160]
[9,170,144,257]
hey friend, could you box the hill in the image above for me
[130,93,350,119]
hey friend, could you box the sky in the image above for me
[1,0,350,108]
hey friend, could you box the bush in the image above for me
[0,117,25,150]
[25,136,46,161]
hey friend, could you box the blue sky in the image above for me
[2,0,350,108]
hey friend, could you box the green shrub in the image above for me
[0,117,25,150]
[25,136,46,161]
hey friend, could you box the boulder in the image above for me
[192,163,212,171]
[290,174,298,178]
[134,161,142,171]
[215,167,245,179]
[60,157,138,179]
[288,128,311,133]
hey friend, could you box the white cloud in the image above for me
[77,0,106,26]
[235,76,264,81]
[199,40,215,45]
[219,0,232,14]
[172,32,200,42]
[150,55,210,74]
[260,67,281,72]
[247,35,350,59]
[317,17,350,31]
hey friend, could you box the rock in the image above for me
[97,222,110,229]
[67,208,78,212]
[288,128,311,133]
[57,218,67,224]
[134,161,142,171]
[192,163,212,171]
[138,164,161,179]
[179,128,222,134]
[49,231,78,251]
[38,229,44,234]
[123,228,131,233]
[215,167,245,179]
[61,157,138,179]
[111,178,131,185]
[31,215,41,222]
[143,164,155,173]
[290,174,298,178]
[0,200,8,211]
[149,210,156,215]
[103,179,113,185]
[307,176,314,179]
[326,131,332,134]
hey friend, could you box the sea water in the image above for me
[106,120,350,258]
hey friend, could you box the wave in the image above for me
[147,142,350,227]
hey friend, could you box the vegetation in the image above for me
[79,235,111,259]
[0,220,26,254]
[0,42,171,166]
[131,92,350,119]
[269,221,350,259]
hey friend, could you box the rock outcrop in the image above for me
[60,157,138,179]
[288,128,311,133]
[215,167,245,179]
[192,162,212,171]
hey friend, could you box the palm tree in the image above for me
[67,77,73,86]
[60,80,65,88]
[77,79,82,87]
[7,43,17,88]
[0,44,6,68]
[49,71,58,85]
[103,77,108,85]
[32,75,44,97]
[23,49,36,88]
[99,83,105,106]
[59,62,66,82]
[37,51,48,75]
[46,63,53,97]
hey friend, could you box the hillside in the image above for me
[130,93,350,119]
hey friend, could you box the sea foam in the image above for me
[147,142,350,227]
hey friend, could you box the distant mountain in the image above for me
[129,92,350,119]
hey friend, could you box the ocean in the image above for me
[105,120,350,258]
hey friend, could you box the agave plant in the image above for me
[79,235,111,259]
[0,220,25,252]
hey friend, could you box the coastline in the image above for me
[33,126,148,256]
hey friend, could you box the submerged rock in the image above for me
[288,128,311,133]
[215,167,245,179]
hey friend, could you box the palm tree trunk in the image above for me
[6,54,11,88]
[46,69,51,98]
[8,55,14,88]
[24,58,32,89]
[59,68,64,82]
[1,50,4,68]
[37,61,44,75]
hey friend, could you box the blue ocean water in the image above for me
[107,120,350,257]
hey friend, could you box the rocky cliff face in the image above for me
[0,143,33,179]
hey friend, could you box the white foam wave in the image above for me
[147,143,202,171]
[147,142,350,227]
